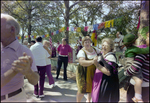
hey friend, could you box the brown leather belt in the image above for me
[1,88,22,100]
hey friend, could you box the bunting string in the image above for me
[16,16,123,40]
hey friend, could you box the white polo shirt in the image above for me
[45,48,51,65]
[30,42,47,66]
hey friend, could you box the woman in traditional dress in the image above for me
[76,36,100,102]
[92,38,119,102]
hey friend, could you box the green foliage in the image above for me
[1,1,141,44]
[139,26,149,39]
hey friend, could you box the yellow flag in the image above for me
[110,19,114,27]
[91,30,97,46]
[105,21,110,28]
[76,27,81,32]
[45,34,49,37]
[61,27,65,32]
[105,19,114,28]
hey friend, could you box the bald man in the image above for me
[1,13,39,102]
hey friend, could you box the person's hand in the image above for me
[43,45,48,50]
[11,52,33,76]
[93,56,98,65]
[97,56,102,62]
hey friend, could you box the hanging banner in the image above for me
[105,19,114,28]
[59,29,62,32]
[88,25,93,32]
[42,35,45,38]
[61,27,65,32]
[76,27,81,32]
[71,27,74,31]
[91,30,97,46]
[17,17,123,39]
[74,27,77,31]
[93,24,99,30]
[53,31,56,35]
[98,22,105,29]
[110,19,114,27]
[84,26,88,31]
[56,30,59,34]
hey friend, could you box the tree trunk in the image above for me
[28,1,32,43]
[139,1,149,30]
[21,33,24,44]
[28,24,31,43]
[64,1,69,44]
[136,1,149,45]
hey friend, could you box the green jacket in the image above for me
[125,46,149,57]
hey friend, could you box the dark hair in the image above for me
[119,31,122,35]
[63,38,67,42]
[36,36,42,42]
[31,40,36,44]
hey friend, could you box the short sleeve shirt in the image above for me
[103,52,117,63]
[57,44,72,55]
[77,48,100,59]
[30,42,48,66]
[45,48,51,65]
[1,40,37,95]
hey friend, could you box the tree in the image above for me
[53,1,90,44]
[94,0,140,43]
[1,1,63,43]
[70,1,104,37]
[136,0,149,45]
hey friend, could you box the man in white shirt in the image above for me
[30,36,48,98]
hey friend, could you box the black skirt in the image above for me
[98,54,120,102]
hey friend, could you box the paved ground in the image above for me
[23,67,127,102]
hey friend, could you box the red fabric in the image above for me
[57,44,72,55]
[49,36,52,48]
[137,16,140,29]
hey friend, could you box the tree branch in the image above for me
[69,6,87,18]
[69,1,80,10]
[16,0,28,13]
[69,1,88,10]
[55,1,65,16]
[2,2,24,21]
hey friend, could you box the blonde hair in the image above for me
[1,13,20,36]
[23,40,28,45]
[102,38,114,51]
[43,40,50,45]
[82,36,92,45]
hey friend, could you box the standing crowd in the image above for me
[1,13,149,103]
